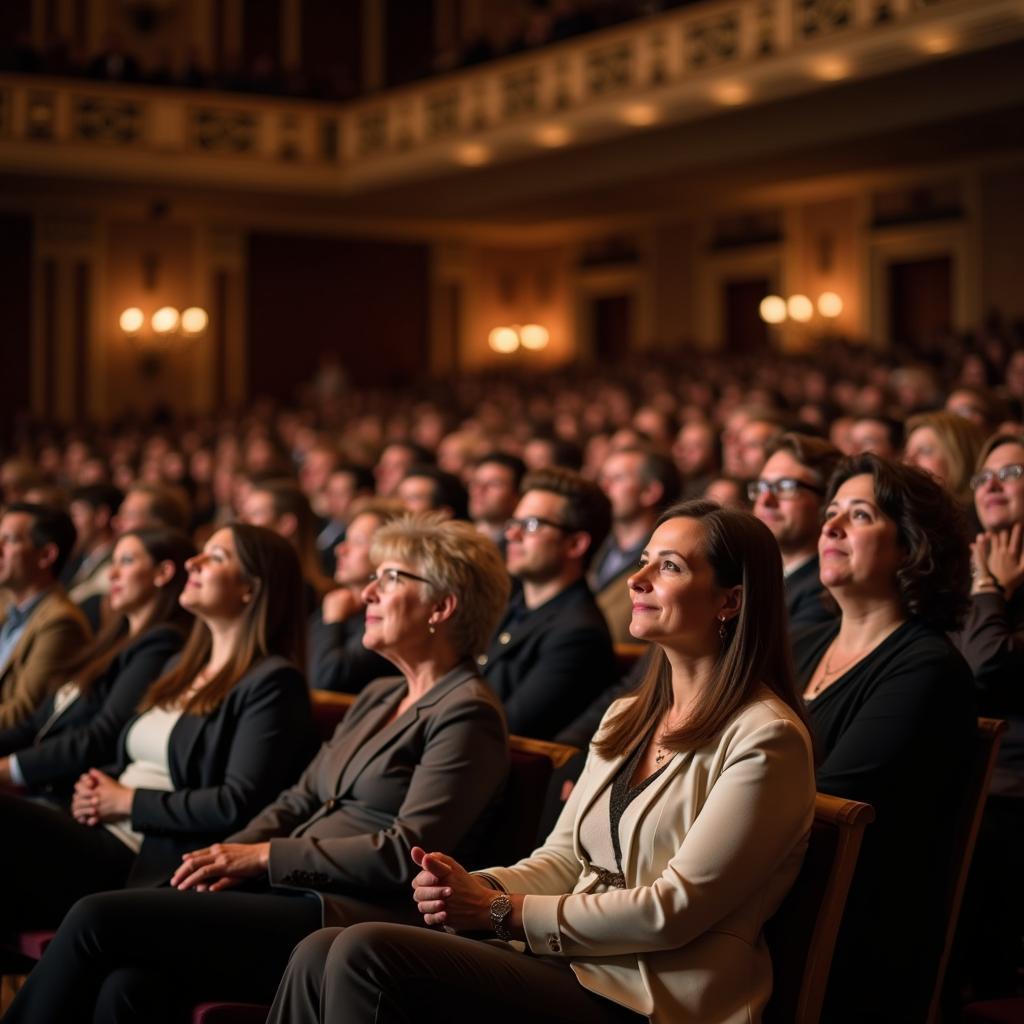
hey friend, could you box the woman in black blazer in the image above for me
[0,527,194,799]
[0,523,314,929]
[5,516,511,1024]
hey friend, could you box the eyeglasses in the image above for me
[504,516,571,535]
[969,464,1024,490]
[747,478,824,502]
[367,568,434,593]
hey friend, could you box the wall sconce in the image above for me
[488,324,550,354]
[119,305,209,340]
[758,293,843,325]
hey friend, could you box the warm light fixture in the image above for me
[620,103,660,127]
[180,306,209,335]
[759,295,788,325]
[455,143,491,167]
[535,124,571,148]
[151,306,181,334]
[787,294,814,323]
[811,56,851,82]
[488,327,520,354]
[711,81,750,106]
[519,324,550,350]
[919,33,956,55]
[817,292,844,318]
[119,307,145,334]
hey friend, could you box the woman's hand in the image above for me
[170,842,271,892]
[983,524,1024,599]
[70,769,134,826]
[410,846,500,931]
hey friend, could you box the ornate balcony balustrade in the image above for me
[0,0,1019,194]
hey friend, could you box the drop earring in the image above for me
[718,616,727,641]
[428,624,436,636]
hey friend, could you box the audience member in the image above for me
[0,503,91,727]
[63,483,123,605]
[310,498,403,692]
[374,441,433,497]
[794,454,974,1021]
[848,414,903,458]
[903,409,985,510]
[314,464,374,576]
[590,447,679,643]
[479,467,616,738]
[671,418,719,498]
[751,432,841,633]
[468,451,525,552]
[397,465,469,520]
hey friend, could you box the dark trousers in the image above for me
[0,792,135,933]
[4,887,324,1024]
[268,923,647,1024]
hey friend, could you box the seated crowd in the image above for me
[1,328,1023,1021]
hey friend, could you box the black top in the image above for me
[794,618,976,1020]
[0,623,185,797]
[609,730,669,870]
[954,588,1024,796]
[784,555,837,634]
[479,577,617,741]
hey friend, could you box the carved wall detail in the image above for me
[193,109,257,154]
[75,97,142,144]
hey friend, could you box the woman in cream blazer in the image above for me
[268,500,816,1024]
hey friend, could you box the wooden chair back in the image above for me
[764,792,875,1024]
[613,642,647,677]
[926,717,1008,1024]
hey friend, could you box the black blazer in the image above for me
[106,655,315,888]
[0,624,185,797]
[478,578,617,740]
[229,663,509,926]
[785,556,837,635]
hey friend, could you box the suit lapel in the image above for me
[0,590,56,682]
[619,749,695,877]
[335,664,479,797]
[483,590,577,665]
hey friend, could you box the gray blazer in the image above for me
[228,662,509,926]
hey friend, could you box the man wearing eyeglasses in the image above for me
[476,467,617,740]
[751,433,841,634]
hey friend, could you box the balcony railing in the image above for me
[0,0,1019,193]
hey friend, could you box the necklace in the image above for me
[807,643,864,698]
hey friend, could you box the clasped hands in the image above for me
[170,842,271,892]
[71,768,133,826]
[972,523,1024,598]
[410,845,523,938]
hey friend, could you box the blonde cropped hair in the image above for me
[371,513,510,658]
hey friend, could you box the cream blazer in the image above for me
[482,691,815,1024]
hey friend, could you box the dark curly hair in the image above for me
[824,454,970,632]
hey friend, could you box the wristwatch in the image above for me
[489,893,513,941]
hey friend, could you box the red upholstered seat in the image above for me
[16,931,55,961]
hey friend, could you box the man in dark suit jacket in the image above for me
[751,433,841,635]
[478,467,617,740]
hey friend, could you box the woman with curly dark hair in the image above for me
[794,453,976,1022]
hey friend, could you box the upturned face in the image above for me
[180,528,253,622]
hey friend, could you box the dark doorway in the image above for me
[888,256,952,349]
[723,278,770,353]
[591,294,633,362]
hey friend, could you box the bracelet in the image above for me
[973,578,1004,594]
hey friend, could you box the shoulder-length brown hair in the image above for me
[595,500,808,760]
[140,523,306,715]
[69,528,195,699]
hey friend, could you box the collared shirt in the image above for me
[593,539,644,592]
[782,551,816,579]
[0,589,49,676]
